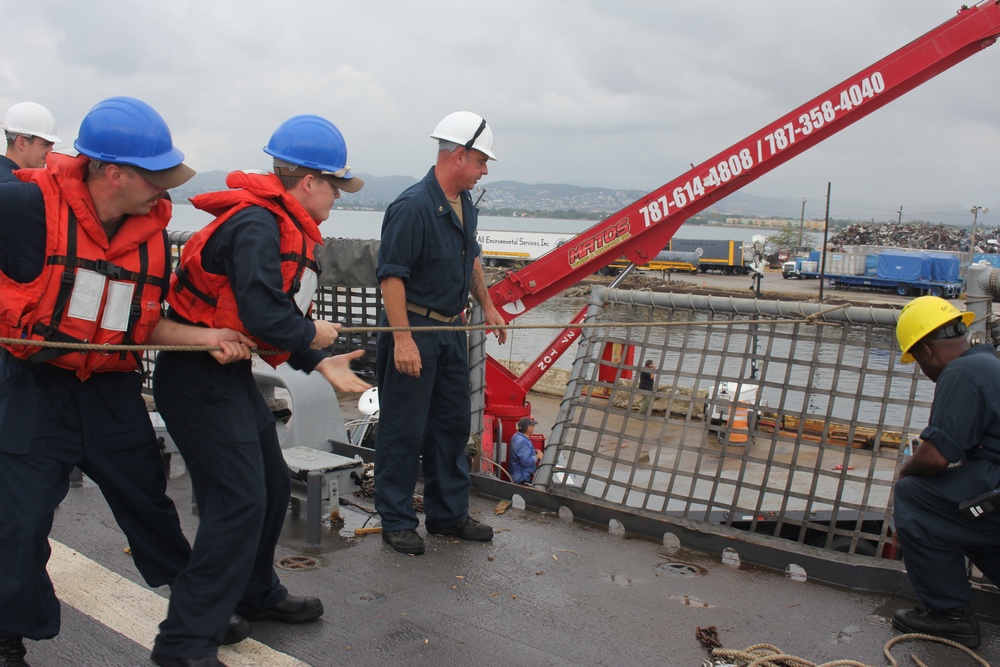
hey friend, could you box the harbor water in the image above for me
[167,204,788,244]
[170,205,909,420]
[168,205,785,371]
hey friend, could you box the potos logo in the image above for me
[568,218,631,268]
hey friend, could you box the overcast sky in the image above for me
[4,1,998,224]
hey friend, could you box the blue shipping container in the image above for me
[924,252,960,282]
[876,250,959,282]
[973,254,1000,269]
[877,250,926,281]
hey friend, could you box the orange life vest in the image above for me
[0,153,170,380]
[168,170,323,368]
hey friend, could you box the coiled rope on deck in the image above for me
[711,641,871,666]
[708,632,991,667]
[882,632,991,667]
[0,305,848,354]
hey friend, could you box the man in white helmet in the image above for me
[374,111,507,555]
[0,102,61,181]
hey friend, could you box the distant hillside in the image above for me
[171,171,416,209]
[174,172,647,215]
[478,181,646,216]
[169,170,971,226]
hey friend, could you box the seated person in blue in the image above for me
[510,417,542,485]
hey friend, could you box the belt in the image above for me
[405,302,459,323]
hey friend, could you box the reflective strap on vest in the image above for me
[172,265,219,307]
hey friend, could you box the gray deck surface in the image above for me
[29,389,1000,666]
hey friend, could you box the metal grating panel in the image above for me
[538,287,926,557]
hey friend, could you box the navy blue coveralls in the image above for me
[0,154,21,182]
[893,344,1000,610]
[374,167,481,532]
[152,207,325,658]
[0,180,191,640]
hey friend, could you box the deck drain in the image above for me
[276,555,319,570]
[348,591,387,605]
[655,561,707,577]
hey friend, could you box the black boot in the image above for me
[236,594,323,623]
[150,653,227,667]
[382,528,426,555]
[221,614,250,645]
[426,516,494,541]
[892,606,981,648]
[0,636,28,667]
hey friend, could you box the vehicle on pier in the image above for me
[787,249,964,297]
[781,251,822,279]
[827,273,963,298]
[477,230,570,268]
[673,238,750,275]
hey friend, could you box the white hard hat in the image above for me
[358,387,380,416]
[1,102,61,143]
[430,111,495,160]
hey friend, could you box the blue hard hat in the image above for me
[74,97,186,171]
[264,114,351,174]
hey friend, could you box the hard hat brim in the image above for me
[6,130,62,143]
[132,162,196,190]
[328,174,364,193]
[319,166,364,193]
[468,146,497,161]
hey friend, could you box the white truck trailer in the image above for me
[477,230,571,268]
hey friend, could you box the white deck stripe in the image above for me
[47,539,310,667]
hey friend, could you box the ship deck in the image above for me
[34,390,1000,667]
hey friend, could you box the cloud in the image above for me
[2,0,997,223]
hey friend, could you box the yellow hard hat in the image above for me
[895,295,974,363]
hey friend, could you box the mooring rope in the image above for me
[711,642,871,667]
[882,632,991,667]
[0,307,847,354]
[707,632,991,667]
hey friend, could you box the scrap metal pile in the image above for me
[829,223,1000,253]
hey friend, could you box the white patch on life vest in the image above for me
[67,269,105,322]
[294,267,318,315]
[101,281,135,332]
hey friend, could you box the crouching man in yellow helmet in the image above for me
[890,295,1000,648]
